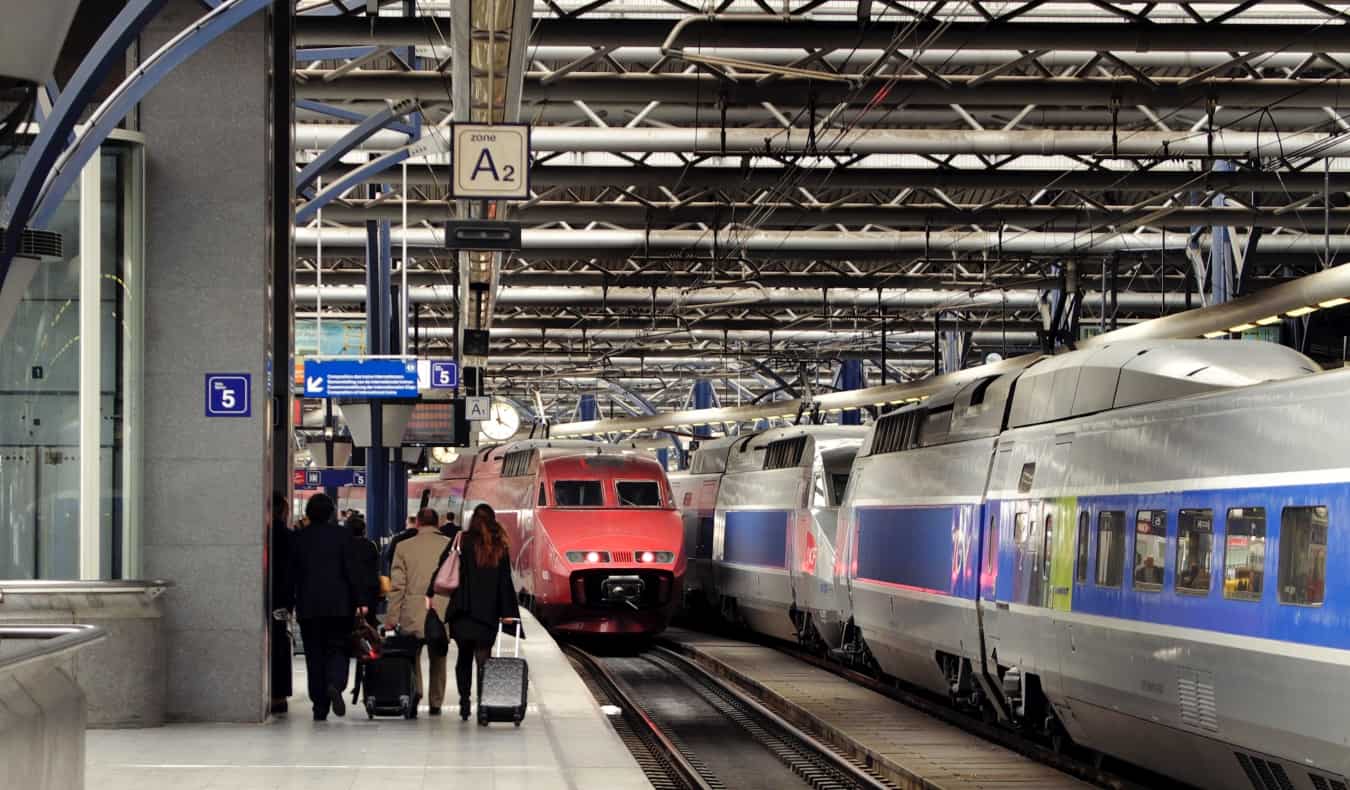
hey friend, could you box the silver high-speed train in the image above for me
[679,339,1350,790]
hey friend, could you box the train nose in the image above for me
[600,575,645,607]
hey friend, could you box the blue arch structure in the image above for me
[2,0,275,288]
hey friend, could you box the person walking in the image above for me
[386,508,452,715]
[269,493,294,715]
[347,514,381,621]
[291,493,368,721]
[427,503,521,721]
[439,512,458,538]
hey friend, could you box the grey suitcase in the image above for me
[477,620,528,727]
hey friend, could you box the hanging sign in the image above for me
[451,123,529,199]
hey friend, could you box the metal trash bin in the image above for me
[0,624,106,790]
[0,581,170,727]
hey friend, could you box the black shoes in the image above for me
[270,700,288,715]
[328,686,346,718]
[429,707,442,716]
[459,699,471,721]
[313,712,327,722]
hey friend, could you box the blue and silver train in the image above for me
[681,339,1349,790]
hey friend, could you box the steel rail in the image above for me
[564,644,716,790]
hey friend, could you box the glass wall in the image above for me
[0,137,144,579]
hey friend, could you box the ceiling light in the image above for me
[1319,297,1350,308]
[1228,323,1257,332]
[1287,306,1318,317]
[1203,330,1230,339]
[1255,316,1281,326]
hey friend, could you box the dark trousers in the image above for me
[270,619,293,699]
[453,637,492,702]
[299,616,350,717]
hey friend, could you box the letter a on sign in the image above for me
[452,123,530,200]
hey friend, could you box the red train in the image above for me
[376,439,685,635]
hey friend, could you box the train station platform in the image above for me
[85,610,653,790]
[663,629,1090,790]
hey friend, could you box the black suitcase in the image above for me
[478,621,528,727]
[363,631,420,719]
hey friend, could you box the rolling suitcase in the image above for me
[477,620,528,727]
[363,631,420,719]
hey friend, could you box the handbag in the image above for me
[431,533,463,596]
[424,609,450,658]
[350,616,381,663]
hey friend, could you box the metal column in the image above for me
[364,221,388,538]
[78,152,102,580]
[838,359,864,425]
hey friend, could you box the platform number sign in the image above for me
[205,373,251,418]
[430,360,459,389]
[452,123,529,200]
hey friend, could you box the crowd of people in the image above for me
[270,493,520,722]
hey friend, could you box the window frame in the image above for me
[552,479,606,508]
[1222,506,1267,602]
[615,479,664,509]
[1132,509,1166,593]
[1174,508,1214,596]
[1095,510,1126,588]
[1277,505,1328,608]
[1075,510,1090,584]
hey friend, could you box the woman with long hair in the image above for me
[426,503,520,720]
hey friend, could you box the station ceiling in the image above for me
[291,0,1350,421]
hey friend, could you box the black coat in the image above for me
[291,519,367,619]
[270,517,294,611]
[382,528,417,576]
[350,537,381,608]
[429,530,520,644]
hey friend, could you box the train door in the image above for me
[1043,438,1076,701]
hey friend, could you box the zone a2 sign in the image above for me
[452,123,529,200]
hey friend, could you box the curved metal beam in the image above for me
[29,0,274,228]
[295,99,418,195]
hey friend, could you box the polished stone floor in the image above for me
[86,612,652,790]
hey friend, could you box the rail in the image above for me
[0,623,106,672]
[0,579,173,602]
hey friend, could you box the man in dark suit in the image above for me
[291,493,368,721]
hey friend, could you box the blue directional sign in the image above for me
[297,468,368,490]
[205,373,251,417]
[303,358,419,399]
[429,360,459,389]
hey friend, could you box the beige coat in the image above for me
[386,529,451,636]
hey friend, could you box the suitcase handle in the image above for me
[495,619,522,658]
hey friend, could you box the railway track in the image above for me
[565,643,896,790]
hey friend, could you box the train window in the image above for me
[1223,507,1267,601]
[1175,509,1214,595]
[830,473,850,505]
[1096,511,1126,588]
[1075,511,1090,583]
[553,480,604,508]
[537,484,547,507]
[616,481,662,508]
[1017,463,1036,494]
[1278,506,1328,606]
[1133,510,1166,592]
[1013,512,1029,544]
[984,514,999,576]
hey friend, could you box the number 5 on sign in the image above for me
[452,123,530,200]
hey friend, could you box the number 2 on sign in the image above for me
[472,149,516,183]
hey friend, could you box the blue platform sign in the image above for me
[205,373,251,417]
[298,468,367,489]
[303,358,419,399]
[429,360,459,389]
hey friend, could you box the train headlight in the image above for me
[566,551,610,563]
[635,551,674,563]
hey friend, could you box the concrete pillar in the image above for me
[139,1,278,722]
[838,359,864,425]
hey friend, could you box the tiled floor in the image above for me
[87,612,652,790]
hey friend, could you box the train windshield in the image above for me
[554,480,605,507]
[617,480,662,508]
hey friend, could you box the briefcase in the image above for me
[477,620,528,727]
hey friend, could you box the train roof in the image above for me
[725,424,868,474]
[866,339,1318,454]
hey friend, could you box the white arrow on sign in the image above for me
[306,375,325,393]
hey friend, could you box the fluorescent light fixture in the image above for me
[1229,323,1257,332]
[1255,315,1282,326]
[1319,297,1350,308]
[1203,330,1230,339]
[1287,306,1318,317]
